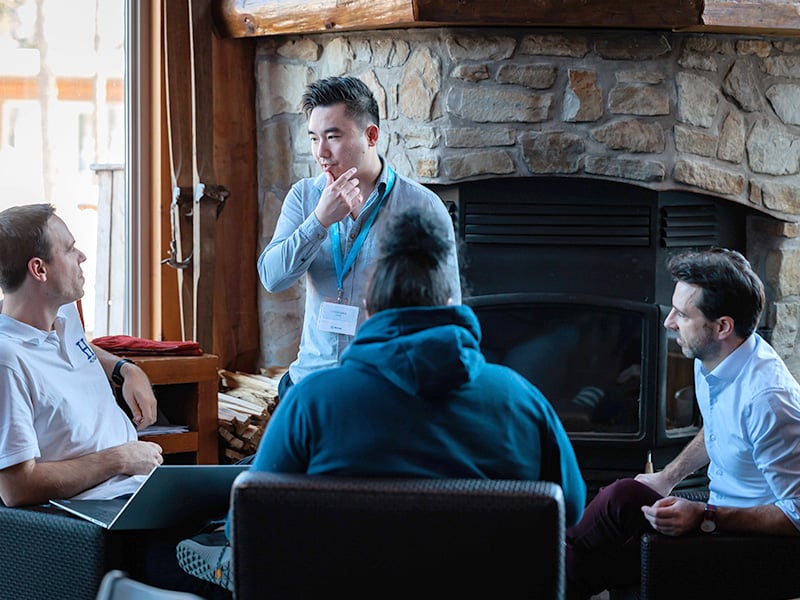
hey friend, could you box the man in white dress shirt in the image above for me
[566,247,800,598]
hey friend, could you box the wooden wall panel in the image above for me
[157,1,260,371]
[210,32,260,372]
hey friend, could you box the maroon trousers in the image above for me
[565,478,664,599]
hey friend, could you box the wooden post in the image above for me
[91,163,126,337]
[163,0,196,341]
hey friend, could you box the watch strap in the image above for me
[111,358,135,386]
[704,503,716,521]
[700,502,717,533]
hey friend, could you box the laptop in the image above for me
[49,464,249,530]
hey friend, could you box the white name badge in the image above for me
[317,301,359,336]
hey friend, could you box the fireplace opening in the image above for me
[471,293,697,437]
[434,176,764,496]
[468,292,698,496]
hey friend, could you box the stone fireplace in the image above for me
[253,27,800,386]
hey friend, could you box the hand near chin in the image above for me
[315,168,362,227]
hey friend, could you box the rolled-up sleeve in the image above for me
[750,389,800,531]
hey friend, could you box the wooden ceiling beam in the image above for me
[214,0,417,38]
[413,0,704,30]
[213,0,705,39]
[214,1,800,40]
[680,2,800,37]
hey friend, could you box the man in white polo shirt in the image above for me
[0,203,163,507]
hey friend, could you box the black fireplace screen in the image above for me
[480,302,643,434]
[470,293,699,442]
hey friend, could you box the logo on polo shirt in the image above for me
[75,337,97,362]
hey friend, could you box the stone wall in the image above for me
[254,27,800,376]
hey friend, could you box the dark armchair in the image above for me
[612,489,800,600]
[0,502,127,600]
[0,502,188,600]
[637,530,800,600]
[230,472,566,599]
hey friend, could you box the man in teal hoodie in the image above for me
[178,207,585,591]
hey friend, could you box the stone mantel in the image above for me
[254,28,800,224]
[215,1,800,39]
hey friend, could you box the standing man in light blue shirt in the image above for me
[566,247,800,598]
[258,76,461,396]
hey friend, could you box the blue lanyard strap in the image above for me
[331,167,396,299]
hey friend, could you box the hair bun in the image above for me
[381,208,449,265]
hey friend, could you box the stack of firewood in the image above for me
[217,367,285,463]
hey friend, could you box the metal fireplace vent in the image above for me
[660,202,719,248]
[463,199,652,247]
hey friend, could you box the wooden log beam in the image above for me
[414,0,704,30]
[213,0,705,38]
[214,0,417,37]
[680,1,800,36]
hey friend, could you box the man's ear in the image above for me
[716,315,735,339]
[365,123,379,147]
[28,257,47,282]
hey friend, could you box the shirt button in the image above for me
[709,434,716,442]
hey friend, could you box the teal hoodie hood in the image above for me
[340,304,486,400]
[252,302,587,527]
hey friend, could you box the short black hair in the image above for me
[667,247,764,338]
[365,208,452,314]
[301,76,380,128]
[0,203,56,293]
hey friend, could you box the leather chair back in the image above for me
[231,472,566,600]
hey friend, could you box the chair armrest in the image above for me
[0,503,117,600]
[640,531,800,600]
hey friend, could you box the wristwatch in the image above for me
[111,358,135,386]
[700,502,717,533]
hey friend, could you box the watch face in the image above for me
[700,519,716,533]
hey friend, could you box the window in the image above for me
[0,0,129,337]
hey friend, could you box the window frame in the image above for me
[125,0,157,338]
